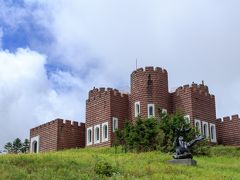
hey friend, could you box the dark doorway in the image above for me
[33,141,38,153]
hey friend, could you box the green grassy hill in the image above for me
[0,146,240,180]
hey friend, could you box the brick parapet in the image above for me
[174,83,214,99]
[171,83,216,127]
[216,115,240,146]
[86,87,129,147]
[131,66,167,76]
[30,119,85,152]
[87,87,128,102]
[130,66,169,121]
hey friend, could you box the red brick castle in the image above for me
[30,66,240,153]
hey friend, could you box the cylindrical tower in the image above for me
[130,66,169,121]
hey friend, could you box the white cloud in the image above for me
[1,0,240,148]
[0,48,86,148]
[33,0,240,117]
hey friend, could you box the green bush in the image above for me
[114,109,209,156]
[94,159,117,177]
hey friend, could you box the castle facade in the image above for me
[30,66,240,153]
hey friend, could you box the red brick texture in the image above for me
[171,83,216,127]
[130,67,169,121]
[30,66,240,151]
[216,115,240,146]
[86,88,129,147]
[30,119,85,152]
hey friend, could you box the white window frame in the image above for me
[194,119,202,134]
[87,127,93,146]
[148,104,155,118]
[94,124,101,144]
[162,108,167,115]
[202,121,209,138]
[102,122,109,142]
[184,115,191,124]
[30,135,40,153]
[112,117,118,132]
[210,123,217,143]
[134,101,141,117]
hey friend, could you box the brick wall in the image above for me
[86,87,129,147]
[30,119,59,152]
[171,83,216,125]
[57,120,85,150]
[30,66,240,151]
[216,115,240,145]
[130,66,169,121]
[30,119,85,152]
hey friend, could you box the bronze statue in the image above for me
[173,128,204,159]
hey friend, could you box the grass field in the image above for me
[0,146,240,180]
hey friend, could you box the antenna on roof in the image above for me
[136,58,138,70]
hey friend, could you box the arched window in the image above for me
[88,129,92,143]
[210,124,217,142]
[211,126,214,140]
[96,127,100,141]
[102,122,109,142]
[32,141,38,153]
[203,124,207,137]
[135,102,140,117]
[30,135,39,153]
[112,118,118,132]
[148,104,155,118]
[196,122,200,132]
[94,125,100,144]
[104,125,108,138]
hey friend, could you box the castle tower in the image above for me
[85,88,129,147]
[170,83,217,143]
[130,66,169,121]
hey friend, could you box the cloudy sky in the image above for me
[0,0,240,149]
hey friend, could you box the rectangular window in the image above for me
[94,125,100,144]
[112,117,118,132]
[184,115,190,124]
[148,104,155,118]
[87,127,93,146]
[102,122,109,142]
[134,102,140,117]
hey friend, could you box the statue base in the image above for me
[168,158,197,166]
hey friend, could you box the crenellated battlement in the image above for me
[216,114,239,122]
[174,83,214,98]
[131,66,167,75]
[31,119,85,132]
[87,87,129,102]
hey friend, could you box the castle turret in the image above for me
[86,87,129,147]
[130,66,169,121]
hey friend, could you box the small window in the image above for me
[94,125,100,144]
[112,117,118,132]
[32,141,38,153]
[135,102,140,117]
[203,124,207,137]
[162,109,167,114]
[148,104,155,118]
[184,115,190,124]
[102,122,108,142]
[210,123,217,143]
[30,135,39,153]
[87,127,93,146]
[195,120,201,133]
[202,121,209,138]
